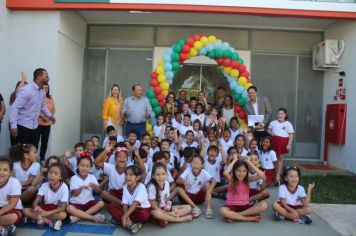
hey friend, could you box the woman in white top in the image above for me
[222,95,234,127]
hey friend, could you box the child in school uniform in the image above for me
[259,136,278,185]
[66,155,105,224]
[203,145,227,185]
[31,155,61,187]
[268,108,294,184]
[64,142,85,178]
[9,143,40,204]
[23,163,68,230]
[248,138,259,153]
[108,165,151,234]
[180,130,199,151]
[219,156,268,223]
[234,134,249,160]
[177,155,216,219]
[0,158,23,235]
[191,103,205,127]
[179,114,193,139]
[219,129,234,157]
[102,125,124,148]
[272,166,314,224]
[153,115,165,139]
[229,117,241,142]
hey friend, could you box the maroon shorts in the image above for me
[71,200,99,211]
[272,136,289,156]
[186,189,205,205]
[263,168,275,184]
[108,203,151,224]
[40,204,59,211]
[249,189,261,197]
[287,204,303,210]
[109,189,123,200]
[224,204,251,212]
[0,208,23,225]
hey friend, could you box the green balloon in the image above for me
[208,51,215,59]
[215,49,224,58]
[171,53,179,61]
[238,58,244,64]
[150,98,158,107]
[223,50,232,58]
[232,92,239,101]
[146,89,155,99]
[154,106,162,115]
[231,53,239,61]
[173,44,182,53]
[237,97,246,106]
[178,39,186,46]
[172,62,180,70]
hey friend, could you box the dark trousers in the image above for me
[15,125,37,146]
[253,130,270,148]
[125,122,146,140]
[34,125,51,161]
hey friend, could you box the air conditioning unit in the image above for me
[313,39,340,70]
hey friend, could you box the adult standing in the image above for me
[102,84,124,136]
[121,84,152,139]
[214,86,226,118]
[0,93,5,133]
[244,85,272,146]
[176,89,188,113]
[34,84,55,164]
[10,68,56,145]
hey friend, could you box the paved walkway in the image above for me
[16,186,345,236]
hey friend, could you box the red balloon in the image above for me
[159,101,165,108]
[216,58,224,65]
[150,78,159,87]
[180,53,189,61]
[241,71,250,77]
[230,61,240,69]
[157,94,165,102]
[238,111,246,119]
[223,58,231,67]
[154,86,162,94]
[150,72,157,80]
[182,45,190,53]
[234,104,242,113]
[179,59,184,65]
[186,37,194,46]
[239,64,246,74]
[193,34,201,41]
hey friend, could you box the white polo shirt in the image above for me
[147,180,170,208]
[37,182,69,205]
[268,120,294,138]
[122,183,151,208]
[180,169,213,194]
[259,150,277,170]
[13,161,40,183]
[103,162,125,190]
[69,174,98,204]
[0,177,23,209]
[278,184,306,206]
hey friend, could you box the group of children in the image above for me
[0,104,315,235]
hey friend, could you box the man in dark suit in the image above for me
[244,86,272,146]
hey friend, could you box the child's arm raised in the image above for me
[245,158,266,182]
[200,139,208,157]
[64,150,72,166]
[223,154,238,181]
[94,143,111,169]
[219,143,227,165]
[31,168,46,186]
[303,182,315,207]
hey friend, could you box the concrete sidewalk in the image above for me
[16,186,345,236]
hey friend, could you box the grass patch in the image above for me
[300,175,356,204]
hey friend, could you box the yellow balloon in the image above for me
[146,123,152,131]
[208,35,217,43]
[160,82,169,90]
[193,41,203,50]
[162,90,169,96]
[157,74,166,83]
[244,83,252,90]
[189,48,198,57]
[200,36,209,46]
[158,60,164,67]
[223,66,232,74]
[238,76,247,86]
[230,69,239,78]
[156,66,164,75]
[148,131,153,137]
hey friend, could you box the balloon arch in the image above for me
[145,34,252,136]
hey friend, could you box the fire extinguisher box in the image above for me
[325,104,347,145]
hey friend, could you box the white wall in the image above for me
[0,3,86,157]
[322,21,356,173]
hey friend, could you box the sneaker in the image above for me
[22,216,32,225]
[298,215,312,224]
[93,213,106,223]
[109,217,119,226]
[129,223,142,234]
[49,220,62,231]
[69,215,80,224]
[1,225,16,236]
[274,211,285,221]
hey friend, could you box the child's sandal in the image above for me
[192,207,201,218]
[205,208,214,219]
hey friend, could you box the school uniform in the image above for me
[192,130,204,142]
[248,172,264,197]
[102,162,125,200]
[204,157,223,183]
[259,150,277,184]
[102,135,124,148]
[147,181,170,209]
[180,169,213,204]
[153,125,164,138]
[219,138,234,156]
[191,113,205,127]
[13,161,40,190]
[269,120,294,156]
[171,119,181,130]
[69,174,100,211]
[229,128,241,142]
[0,177,23,224]
[37,182,69,211]
[277,184,306,209]
[179,125,193,137]
[148,147,160,160]
[181,140,198,150]
[108,183,151,224]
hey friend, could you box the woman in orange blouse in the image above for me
[34,84,55,164]
[102,84,124,135]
